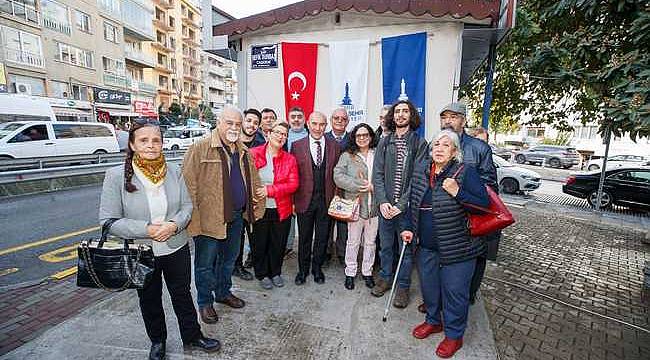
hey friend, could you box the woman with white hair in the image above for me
[400,129,489,358]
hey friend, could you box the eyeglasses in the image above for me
[272,130,288,138]
[355,133,370,139]
[332,115,348,122]
[134,118,160,126]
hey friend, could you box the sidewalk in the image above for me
[1,252,498,359]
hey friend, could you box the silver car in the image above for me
[514,145,581,169]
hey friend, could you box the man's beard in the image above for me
[225,130,239,143]
[242,127,256,137]
[395,118,410,128]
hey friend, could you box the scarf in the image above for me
[133,153,167,185]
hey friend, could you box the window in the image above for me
[98,0,120,18]
[169,37,176,49]
[103,22,118,43]
[55,42,93,68]
[71,84,89,101]
[50,80,69,98]
[526,127,545,138]
[41,0,70,34]
[8,74,46,96]
[9,125,49,143]
[75,10,91,33]
[0,0,39,24]
[170,58,176,71]
[53,124,112,138]
[1,25,43,67]
[171,79,177,89]
[102,57,125,75]
[158,75,168,87]
[157,53,167,65]
[169,16,175,27]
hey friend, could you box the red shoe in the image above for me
[412,322,443,339]
[435,337,463,358]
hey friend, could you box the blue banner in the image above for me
[381,32,427,137]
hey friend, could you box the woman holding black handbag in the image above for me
[99,119,219,360]
[399,130,489,358]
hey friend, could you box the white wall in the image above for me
[238,11,464,140]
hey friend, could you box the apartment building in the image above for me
[147,0,202,111]
[202,50,227,112]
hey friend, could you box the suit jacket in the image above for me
[325,130,349,151]
[99,163,192,250]
[291,136,341,213]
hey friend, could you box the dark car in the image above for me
[490,144,512,161]
[514,145,581,169]
[562,168,650,209]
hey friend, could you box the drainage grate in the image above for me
[532,194,650,218]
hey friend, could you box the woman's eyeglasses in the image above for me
[134,118,160,126]
[355,133,370,139]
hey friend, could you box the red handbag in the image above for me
[432,163,515,236]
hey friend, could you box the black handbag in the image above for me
[76,218,155,291]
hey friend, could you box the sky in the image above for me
[213,0,302,19]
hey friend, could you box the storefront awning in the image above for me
[97,108,141,117]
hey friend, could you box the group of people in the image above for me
[99,99,499,359]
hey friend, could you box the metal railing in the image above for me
[103,73,127,87]
[0,150,186,172]
[0,0,40,25]
[42,17,71,35]
[3,48,43,68]
[124,46,155,67]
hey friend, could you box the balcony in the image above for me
[3,48,43,68]
[208,79,225,91]
[127,77,157,95]
[182,35,200,48]
[124,46,155,68]
[157,84,172,95]
[183,53,200,65]
[153,0,174,10]
[208,66,226,77]
[104,73,127,88]
[183,73,200,83]
[154,60,172,74]
[182,16,200,29]
[153,16,173,32]
[0,0,40,27]
[98,0,121,21]
[151,39,173,53]
[43,17,71,35]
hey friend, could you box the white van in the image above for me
[163,126,210,150]
[0,94,57,123]
[0,121,119,159]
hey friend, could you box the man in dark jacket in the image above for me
[439,102,498,305]
[371,100,429,308]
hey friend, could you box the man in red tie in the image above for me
[290,111,341,285]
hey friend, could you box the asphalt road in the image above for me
[0,186,101,286]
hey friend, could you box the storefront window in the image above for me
[50,80,69,98]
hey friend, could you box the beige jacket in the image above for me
[182,130,265,240]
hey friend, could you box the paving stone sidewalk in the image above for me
[482,206,650,360]
[0,278,113,355]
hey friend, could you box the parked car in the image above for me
[162,126,210,150]
[494,155,542,194]
[490,144,513,161]
[0,94,57,123]
[586,155,649,171]
[514,145,581,169]
[562,168,650,209]
[0,121,119,159]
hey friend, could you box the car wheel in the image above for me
[549,158,561,168]
[515,154,526,164]
[171,145,180,151]
[500,178,520,194]
[587,190,613,209]
[588,164,600,171]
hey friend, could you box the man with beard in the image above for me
[371,100,428,309]
[183,105,266,324]
[438,103,497,305]
[285,107,309,257]
[260,108,278,140]
[374,104,392,141]
[241,108,266,149]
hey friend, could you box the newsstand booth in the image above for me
[213,0,514,139]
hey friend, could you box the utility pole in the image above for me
[481,44,497,130]
[594,126,612,211]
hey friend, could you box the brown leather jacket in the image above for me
[182,130,265,240]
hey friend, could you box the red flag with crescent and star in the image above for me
[282,42,318,121]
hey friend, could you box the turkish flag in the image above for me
[282,42,318,121]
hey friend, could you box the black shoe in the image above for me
[344,276,355,290]
[233,266,254,281]
[295,273,306,285]
[243,254,253,269]
[338,256,346,266]
[362,275,375,289]
[149,342,166,360]
[313,271,325,284]
[184,336,221,353]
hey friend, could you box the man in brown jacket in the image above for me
[183,105,265,324]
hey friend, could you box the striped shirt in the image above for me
[393,135,408,203]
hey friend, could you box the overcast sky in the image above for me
[213,0,301,18]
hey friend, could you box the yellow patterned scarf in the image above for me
[133,153,167,185]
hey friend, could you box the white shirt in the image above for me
[133,166,176,257]
[357,149,375,209]
[309,135,325,165]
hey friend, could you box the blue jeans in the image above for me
[194,210,243,308]
[417,247,476,339]
[378,214,414,289]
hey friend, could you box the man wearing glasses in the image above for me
[182,105,266,325]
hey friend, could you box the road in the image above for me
[0,186,101,286]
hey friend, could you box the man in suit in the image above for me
[325,107,350,265]
[291,111,341,285]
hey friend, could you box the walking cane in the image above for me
[382,240,408,322]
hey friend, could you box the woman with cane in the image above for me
[399,130,488,358]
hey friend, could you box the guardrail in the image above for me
[0,150,186,172]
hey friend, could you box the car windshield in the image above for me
[163,129,183,138]
[0,123,26,139]
[494,155,513,167]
